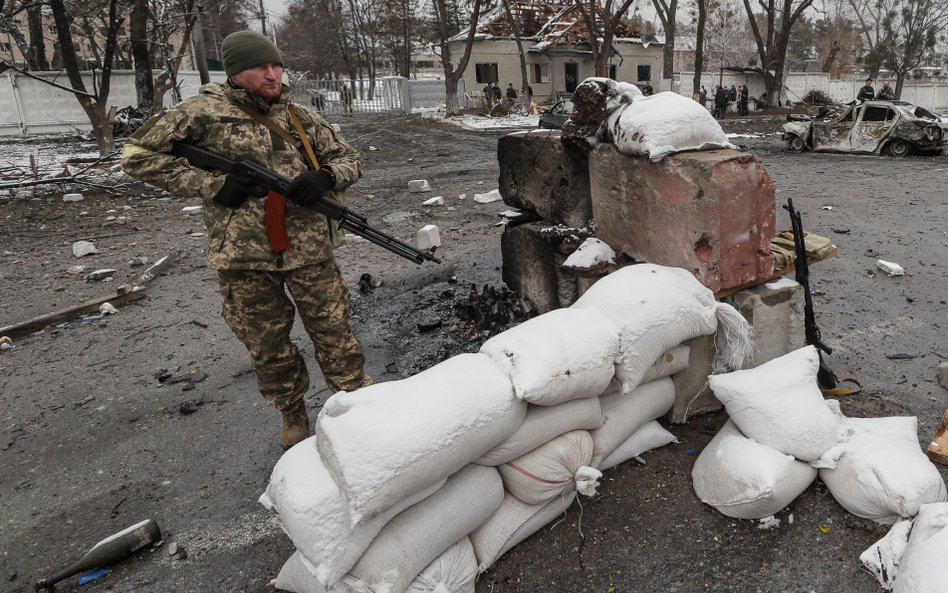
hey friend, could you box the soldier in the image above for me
[122,30,372,449]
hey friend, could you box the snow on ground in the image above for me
[726,132,779,139]
[0,134,101,178]
[442,113,540,131]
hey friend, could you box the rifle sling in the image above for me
[232,102,320,170]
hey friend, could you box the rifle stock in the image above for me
[170,143,439,264]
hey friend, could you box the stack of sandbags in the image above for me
[861,503,948,592]
[694,345,946,525]
[262,264,751,590]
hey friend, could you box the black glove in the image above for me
[213,174,266,208]
[286,168,335,207]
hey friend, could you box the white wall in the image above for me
[0,70,226,136]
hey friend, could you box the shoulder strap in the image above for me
[233,102,320,170]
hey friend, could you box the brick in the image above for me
[497,130,592,227]
[500,222,595,314]
[589,145,776,294]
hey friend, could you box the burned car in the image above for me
[538,99,574,130]
[782,100,948,156]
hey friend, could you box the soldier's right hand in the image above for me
[213,174,267,208]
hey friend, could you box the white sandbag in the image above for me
[820,416,947,524]
[692,420,817,520]
[341,465,503,593]
[589,379,676,467]
[259,437,445,587]
[893,502,948,593]
[470,491,577,572]
[708,345,843,463]
[860,519,913,591]
[499,430,601,504]
[316,353,525,526]
[573,264,751,395]
[480,307,618,406]
[273,551,327,593]
[406,538,477,593]
[476,397,603,466]
[598,420,678,471]
[602,91,736,161]
[639,344,690,385]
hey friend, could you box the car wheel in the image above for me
[886,139,911,157]
[787,135,806,152]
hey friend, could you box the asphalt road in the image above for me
[0,113,945,593]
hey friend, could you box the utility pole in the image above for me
[192,5,210,84]
[258,0,268,36]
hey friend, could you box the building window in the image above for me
[608,64,618,80]
[530,63,549,83]
[475,63,498,84]
[414,60,435,68]
[637,64,651,82]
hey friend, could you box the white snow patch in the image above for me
[563,238,616,269]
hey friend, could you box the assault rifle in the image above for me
[784,198,837,390]
[171,143,440,264]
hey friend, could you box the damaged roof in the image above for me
[450,1,659,51]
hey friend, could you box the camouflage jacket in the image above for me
[122,82,362,271]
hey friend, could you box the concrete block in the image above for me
[497,130,592,227]
[669,333,718,423]
[589,145,776,294]
[726,277,805,367]
[417,224,441,250]
[500,222,595,314]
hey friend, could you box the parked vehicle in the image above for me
[782,100,948,156]
[538,99,574,129]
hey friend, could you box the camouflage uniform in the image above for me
[122,82,371,410]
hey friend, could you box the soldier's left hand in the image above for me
[286,169,335,207]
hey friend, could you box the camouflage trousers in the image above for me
[218,260,372,411]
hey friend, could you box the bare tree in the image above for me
[573,0,638,76]
[703,0,746,69]
[651,0,679,79]
[500,0,530,107]
[48,0,124,154]
[26,4,49,69]
[741,0,815,105]
[693,0,707,94]
[433,0,481,115]
[131,0,154,108]
[852,0,948,96]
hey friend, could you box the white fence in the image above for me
[676,71,948,111]
[0,70,227,136]
[0,72,467,135]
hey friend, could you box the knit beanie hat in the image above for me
[221,30,283,76]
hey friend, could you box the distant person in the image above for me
[482,82,493,105]
[738,85,749,116]
[714,85,728,119]
[642,81,654,96]
[728,84,737,103]
[341,84,354,114]
[524,84,534,104]
[506,83,517,100]
[857,78,875,101]
[876,80,895,100]
[310,90,324,111]
[699,86,708,107]
[493,84,502,101]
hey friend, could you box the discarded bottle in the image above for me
[35,519,161,592]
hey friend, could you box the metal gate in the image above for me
[292,77,403,115]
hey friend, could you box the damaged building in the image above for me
[448,1,662,102]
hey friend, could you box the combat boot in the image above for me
[279,401,310,449]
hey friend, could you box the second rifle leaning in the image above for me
[171,143,440,265]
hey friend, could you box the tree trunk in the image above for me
[662,0,677,79]
[894,72,905,100]
[693,0,706,95]
[501,0,530,109]
[435,0,481,116]
[822,39,839,74]
[130,0,154,110]
[26,6,49,70]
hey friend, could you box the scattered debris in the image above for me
[66,265,86,275]
[417,318,443,333]
[358,273,382,295]
[886,353,917,360]
[820,205,833,211]
[85,269,117,283]
[473,189,502,204]
[417,224,441,250]
[453,283,533,337]
[127,256,149,267]
[72,241,98,258]
[0,336,12,351]
[368,145,380,151]
[191,319,208,329]
[458,193,466,200]
[385,362,399,374]
[98,303,119,316]
[876,260,904,276]
[168,542,179,556]
[757,516,781,530]
[408,179,432,192]
[422,196,444,207]
[818,523,831,534]
[62,193,84,202]
[77,568,109,586]
[158,368,208,385]
[938,362,948,391]
[182,205,203,215]
[831,228,850,234]
[927,408,948,465]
